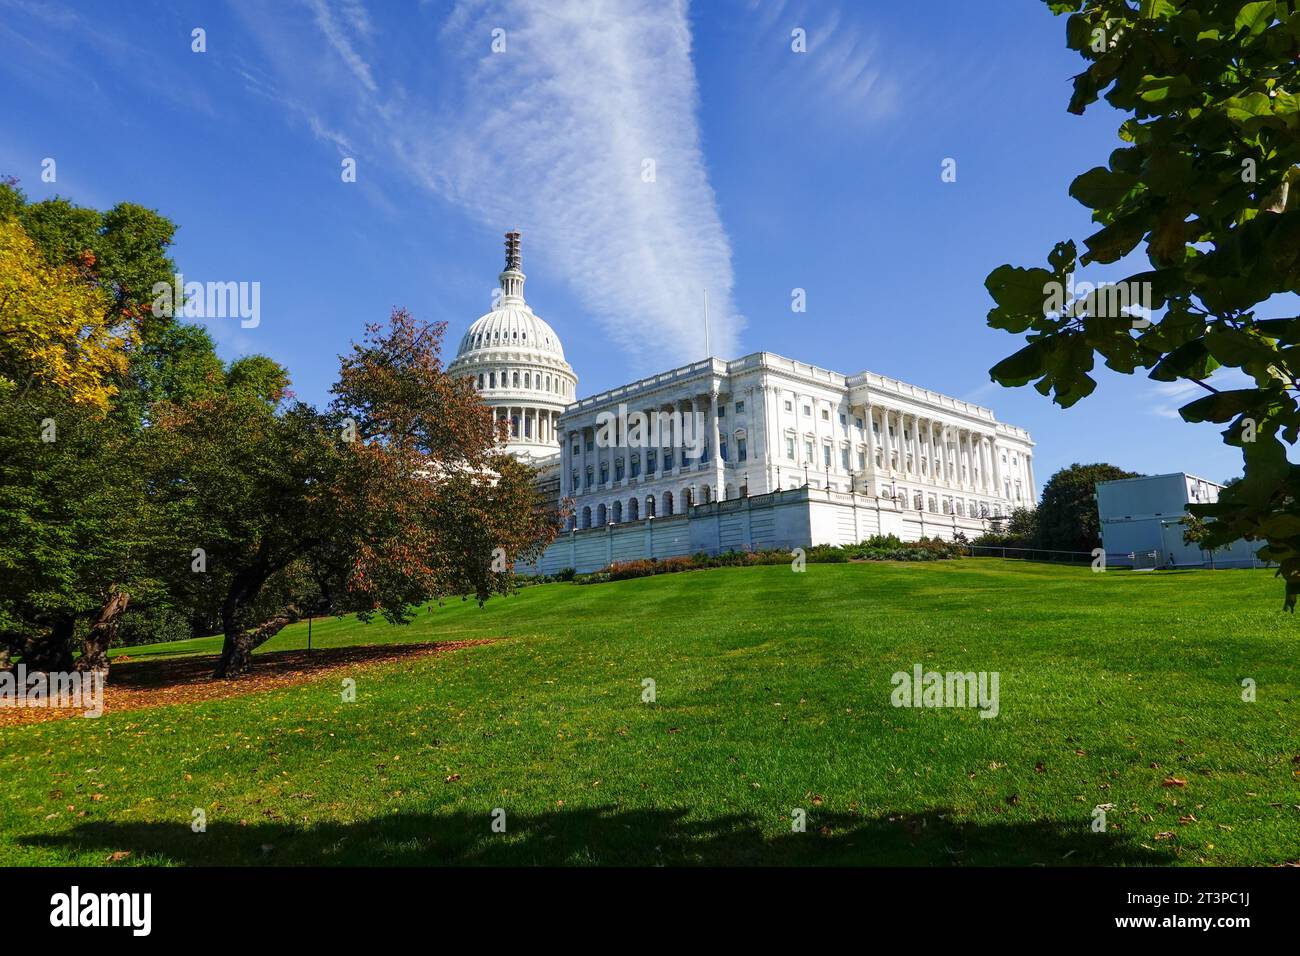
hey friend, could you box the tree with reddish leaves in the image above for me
[149,308,559,678]
[329,308,560,621]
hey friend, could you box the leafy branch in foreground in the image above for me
[986,0,1300,607]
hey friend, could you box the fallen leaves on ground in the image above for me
[0,640,492,726]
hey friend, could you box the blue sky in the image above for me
[0,0,1249,485]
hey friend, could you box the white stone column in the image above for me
[965,430,975,489]
[910,414,921,477]
[560,428,571,496]
[991,438,1003,500]
[881,408,893,475]
[984,436,995,494]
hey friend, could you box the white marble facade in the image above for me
[558,352,1035,535]
[452,234,1036,558]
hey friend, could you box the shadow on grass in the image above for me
[21,805,1174,866]
[109,641,489,690]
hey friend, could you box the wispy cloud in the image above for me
[304,0,377,93]
[742,0,900,124]
[234,0,742,369]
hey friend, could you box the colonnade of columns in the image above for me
[494,406,563,445]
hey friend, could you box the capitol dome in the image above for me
[449,231,577,463]
[458,305,566,360]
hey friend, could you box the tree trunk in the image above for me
[77,589,129,677]
[214,607,296,678]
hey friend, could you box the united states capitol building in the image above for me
[450,234,1037,574]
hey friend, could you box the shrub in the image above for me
[571,538,961,584]
[116,606,193,647]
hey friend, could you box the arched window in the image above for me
[683,488,694,509]
[489,372,496,388]
[645,495,655,517]
[628,497,639,520]
[612,501,623,523]
[596,503,608,525]
[662,491,673,516]
[524,372,530,388]
[512,371,519,388]
[476,374,484,389]
[581,506,592,529]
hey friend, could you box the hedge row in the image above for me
[566,536,962,584]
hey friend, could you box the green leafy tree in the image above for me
[975,505,1041,549]
[0,386,164,672]
[1037,462,1140,551]
[0,182,271,670]
[146,391,347,677]
[985,1,1300,606]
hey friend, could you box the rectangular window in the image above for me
[719,439,728,462]
[664,451,674,470]
[585,439,594,452]
[803,405,812,417]
[784,400,793,412]
[630,455,640,478]
[841,447,849,469]
[785,437,795,459]
[857,450,866,469]
[738,438,747,461]
[855,417,863,432]
[735,401,745,413]
[820,408,829,421]
[615,460,625,481]
[718,406,726,418]
[647,451,657,474]
[804,440,813,461]
[600,464,609,484]
[839,414,847,427]
[823,445,831,467]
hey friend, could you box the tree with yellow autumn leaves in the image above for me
[0,217,133,411]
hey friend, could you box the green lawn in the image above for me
[2,559,1297,866]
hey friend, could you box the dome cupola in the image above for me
[449,231,577,463]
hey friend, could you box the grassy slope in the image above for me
[1,559,1297,866]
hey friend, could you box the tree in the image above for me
[984,1,1300,606]
[0,218,130,411]
[147,391,346,677]
[1037,462,1140,552]
[2,179,191,425]
[148,309,560,678]
[975,505,1041,549]
[0,183,243,672]
[0,385,162,671]
[1180,512,1225,567]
